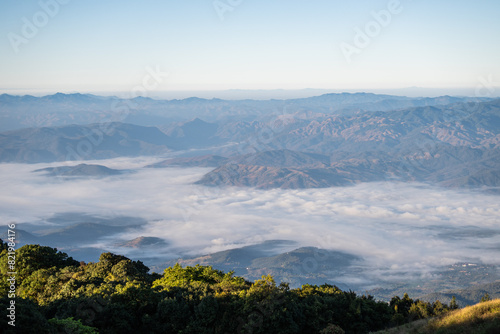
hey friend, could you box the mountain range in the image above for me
[159,240,361,290]
[0,92,490,132]
[1,93,499,191]
[3,91,499,312]
[0,122,173,163]
[157,240,500,304]
[194,147,500,190]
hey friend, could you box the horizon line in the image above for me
[1,87,499,100]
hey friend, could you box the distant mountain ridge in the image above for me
[1,94,499,191]
[161,240,360,288]
[192,99,500,190]
[146,155,229,168]
[0,122,174,163]
[0,92,490,132]
[34,163,123,177]
[195,147,500,190]
[113,236,168,248]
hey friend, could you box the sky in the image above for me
[1,0,500,96]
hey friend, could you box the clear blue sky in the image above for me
[1,0,499,95]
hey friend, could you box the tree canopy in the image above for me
[0,242,456,333]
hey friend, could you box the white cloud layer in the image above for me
[1,158,499,284]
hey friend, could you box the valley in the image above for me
[1,92,499,305]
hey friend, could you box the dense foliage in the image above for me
[0,241,456,334]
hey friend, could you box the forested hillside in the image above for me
[0,240,458,334]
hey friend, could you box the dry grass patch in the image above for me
[373,299,500,334]
[426,298,500,333]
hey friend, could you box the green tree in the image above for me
[0,297,53,333]
[432,300,447,315]
[0,243,405,334]
[156,297,192,332]
[7,244,78,282]
[480,293,491,303]
[390,293,414,317]
[0,239,8,251]
[0,244,79,298]
[408,300,432,320]
[450,296,459,310]
[48,317,99,334]
[153,263,249,294]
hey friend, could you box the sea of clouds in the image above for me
[1,156,499,285]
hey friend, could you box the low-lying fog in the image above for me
[1,157,499,288]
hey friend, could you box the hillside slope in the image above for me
[376,299,500,334]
